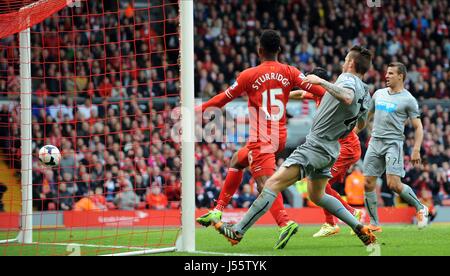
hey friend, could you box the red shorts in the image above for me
[236,142,285,179]
[329,148,361,185]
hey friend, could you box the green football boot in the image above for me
[274,221,299,250]
[196,210,222,227]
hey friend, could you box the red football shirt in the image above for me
[201,61,325,151]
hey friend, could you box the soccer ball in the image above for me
[38,145,61,167]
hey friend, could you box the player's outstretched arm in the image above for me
[289,90,316,100]
[199,74,248,112]
[303,75,355,105]
[199,91,234,112]
[411,118,424,165]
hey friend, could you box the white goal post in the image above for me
[0,14,33,246]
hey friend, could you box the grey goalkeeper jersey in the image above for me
[307,73,371,157]
[370,88,420,141]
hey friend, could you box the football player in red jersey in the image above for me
[196,30,326,249]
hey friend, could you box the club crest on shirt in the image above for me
[230,81,238,90]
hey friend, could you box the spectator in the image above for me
[134,174,147,200]
[404,162,423,191]
[413,171,440,205]
[57,183,74,211]
[0,105,10,149]
[104,171,118,202]
[236,184,257,208]
[59,149,77,177]
[197,171,220,208]
[98,77,113,97]
[75,173,91,198]
[146,183,168,210]
[113,181,140,210]
[344,166,365,206]
[38,185,56,211]
[443,162,450,197]
[0,183,6,212]
[165,175,181,202]
[77,99,98,120]
[91,162,105,189]
[42,170,57,194]
[74,190,103,211]
[91,187,107,211]
[62,172,77,196]
[35,82,49,98]
[47,97,66,120]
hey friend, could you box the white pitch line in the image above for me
[7,241,261,256]
[101,247,176,256]
[35,242,153,251]
[0,239,18,244]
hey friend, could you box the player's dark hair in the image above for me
[259,30,281,56]
[307,67,330,81]
[388,62,407,82]
[348,45,372,75]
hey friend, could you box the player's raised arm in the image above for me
[198,91,233,112]
[298,78,327,98]
[304,74,355,105]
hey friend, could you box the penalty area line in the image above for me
[35,242,153,251]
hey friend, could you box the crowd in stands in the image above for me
[0,0,448,212]
[193,0,450,208]
[194,0,449,100]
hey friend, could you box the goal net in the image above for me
[0,0,195,256]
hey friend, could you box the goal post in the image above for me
[0,3,35,247]
[178,0,196,253]
[18,23,33,245]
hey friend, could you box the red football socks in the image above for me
[270,193,290,227]
[323,183,355,225]
[215,168,243,211]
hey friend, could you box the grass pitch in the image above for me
[1,224,449,256]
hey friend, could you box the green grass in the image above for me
[1,224,449,256]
